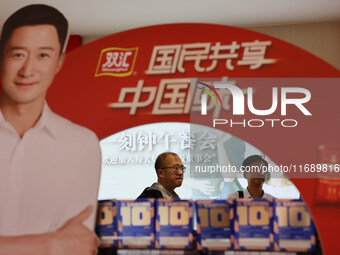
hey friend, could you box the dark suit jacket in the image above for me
[137,187,164,199]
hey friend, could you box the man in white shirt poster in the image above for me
[0,4,101,255]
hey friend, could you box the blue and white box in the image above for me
[274,199,316,252]
[95,199,118,247]
[117,199,155,248]
[196,200,234,251]
[234,198,274,250]
[155,199,193,249]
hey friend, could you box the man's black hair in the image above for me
[242,155,268,168]
[0,4,68,57]
[154,152,179,173]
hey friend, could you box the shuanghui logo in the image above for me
[196,80,312,128]
[95,47,138,77]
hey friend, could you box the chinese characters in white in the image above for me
[146,40,276,74]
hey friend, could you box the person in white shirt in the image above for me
[0,4,101,255]
[227,155,275,199]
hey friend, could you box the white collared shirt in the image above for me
[0,103,101,235]
[227,187,275,199]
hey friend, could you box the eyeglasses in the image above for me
[161,164,186,174]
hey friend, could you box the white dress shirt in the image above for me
[227,187,275,199]
[0,103,101,235]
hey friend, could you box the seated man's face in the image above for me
[162,154,184,190]
[244,160,266,186]
[0,24,64,105]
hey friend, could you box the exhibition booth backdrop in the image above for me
[46,24,340,254]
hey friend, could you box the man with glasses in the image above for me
[137,152,185,199]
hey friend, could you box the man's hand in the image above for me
[50,205,98,255]
[0,205,98,255]
[191,180,215,195]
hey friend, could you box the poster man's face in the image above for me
[0,24,64,105]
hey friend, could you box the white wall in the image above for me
[248,21,340,70]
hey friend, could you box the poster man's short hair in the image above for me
[0,4,69,56]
